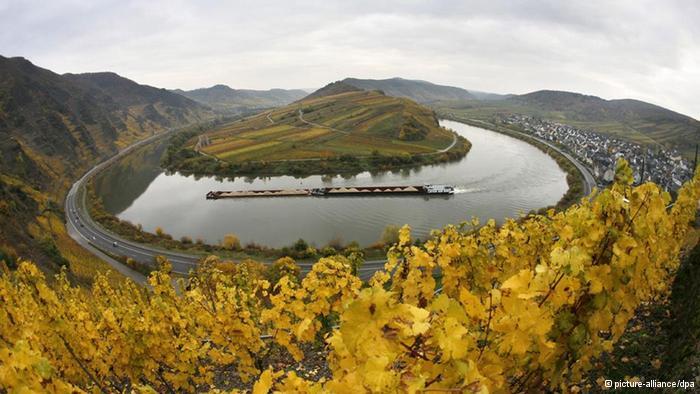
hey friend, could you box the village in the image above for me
[502,114,694,191]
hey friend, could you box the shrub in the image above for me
[292,238,308,253]
[320,246,338,257]
[222,233,241,250]
[265,256,301,286]
[38,237,69,268]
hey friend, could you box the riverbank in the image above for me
[91,120,569,248]
[82,119,568,261]
[161,128,472,179]
[85,178,391,270]
[438,113,592,211]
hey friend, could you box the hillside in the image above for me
[436,90,700,157]
[342,77,491,103]
[301,80,361,101]
[164,87,469,177]
[174,84,308,113]
[65,72,206,113]
[509,90,695,123]
[0,55,212,274]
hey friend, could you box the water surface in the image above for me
[95,120,568,247]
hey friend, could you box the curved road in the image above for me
[516,131,596,196]
[458,119,595,196]
[64,132,387,282]
[65,119,594,284]
[512,130,596,196]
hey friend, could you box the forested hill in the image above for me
[174,84,308,113]
[0,55,212,270]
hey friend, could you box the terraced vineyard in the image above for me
[194,90,457,163]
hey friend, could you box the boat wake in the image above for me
[453,187,484,194]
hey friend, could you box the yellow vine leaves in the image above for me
[1,159,699,392]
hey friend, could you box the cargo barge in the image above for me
[206,184,455,199]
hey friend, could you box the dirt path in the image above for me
[297,109,349,135]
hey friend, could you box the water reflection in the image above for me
[95,121,568,247]
[93,142,168,214]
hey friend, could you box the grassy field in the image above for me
[192,90,455,164]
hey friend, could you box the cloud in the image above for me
[1,0,698,118]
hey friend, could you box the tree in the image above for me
[321,246,338,257]
[292,238,308,253]
[222,233,241,250]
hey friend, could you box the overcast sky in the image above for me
[1,0,698,118]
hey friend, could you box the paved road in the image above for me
[67,179,388,281]
[65,118,593,284]
[64,128,206,281]
[65,136,388,281]
[512,130,596,196]
[460,119,596,196]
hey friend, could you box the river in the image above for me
[93,120,568,248]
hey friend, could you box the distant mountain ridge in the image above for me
[65,72,203,110]
[340,77,509,103]
[508,90,695,123]
[301,81,362,101]
[165,85,469,179]
[437,88,699,157]
[174,84,308,113]
[0,55,212,268]
[331,77,697,157]
[0,57,211,189]
[1,53,697,269]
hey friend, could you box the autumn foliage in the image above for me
[1,160,699,393]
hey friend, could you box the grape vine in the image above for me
[1,159,698,393]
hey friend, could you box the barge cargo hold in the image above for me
[206,184,455,199]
